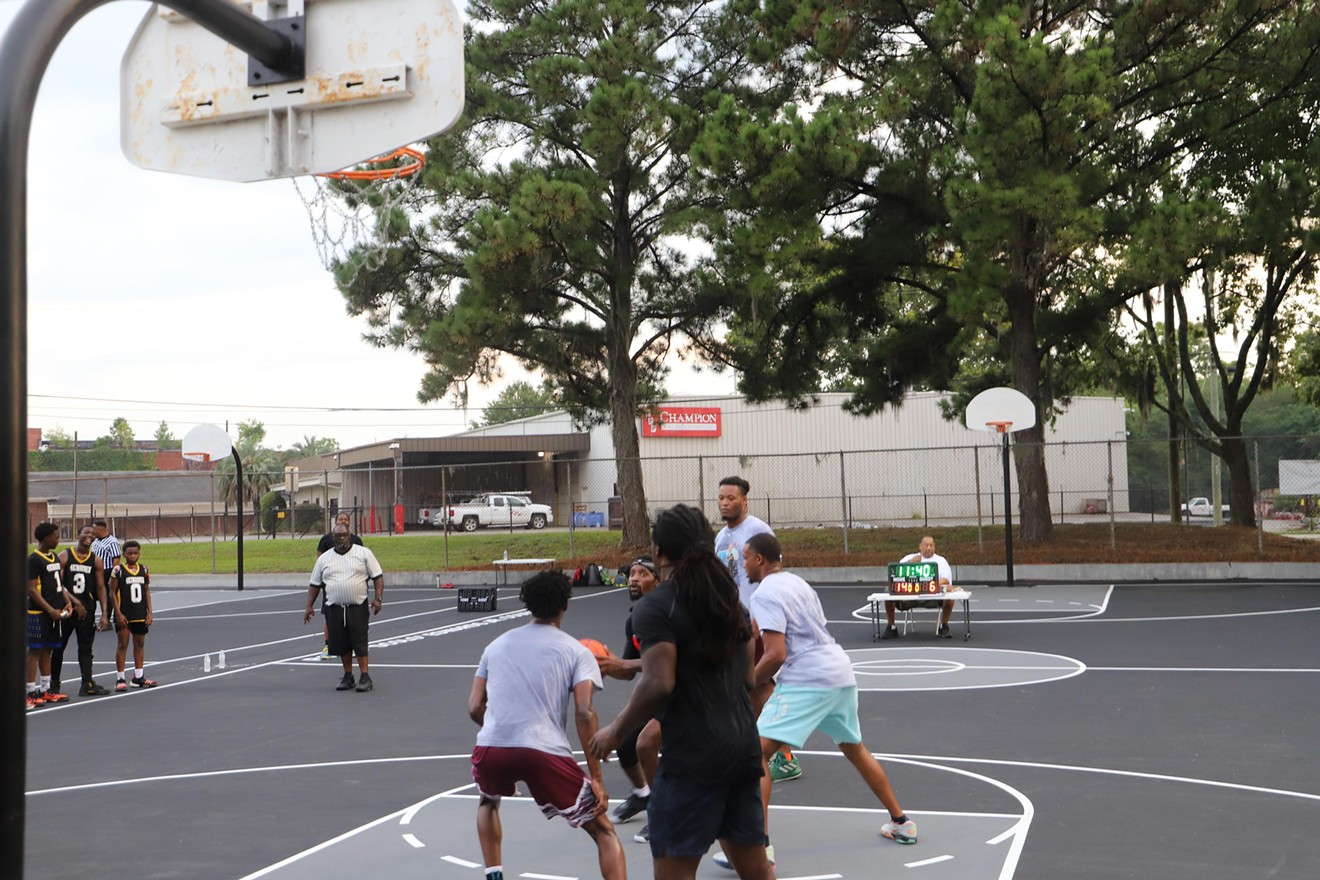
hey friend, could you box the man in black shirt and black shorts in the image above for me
[590,505,773,880]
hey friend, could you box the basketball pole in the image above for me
[1001,428,1015,587]
[0,0,305,865]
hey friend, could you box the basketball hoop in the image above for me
[985,421,1013,434]
[294,147,427,280]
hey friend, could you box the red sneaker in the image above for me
[114,680,128,692]
[42,691,70,703]
[26,692,45,708]
[131,676,158,688]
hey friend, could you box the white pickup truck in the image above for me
[444,493,553,531]
[1181,497,1230,518]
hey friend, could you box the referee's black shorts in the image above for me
[324,602,370,657]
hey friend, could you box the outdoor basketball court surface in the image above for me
[23,579,1320,879]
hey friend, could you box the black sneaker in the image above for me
[612,792,649,823]
[336,673,356,691]
[881,625,900,640]
[79,680,111,696]
[355,673,374,692]
[633,824,650,844]
[937,624,953,639]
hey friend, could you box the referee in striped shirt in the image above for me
[91,520,121,625]
[305,524,384,692]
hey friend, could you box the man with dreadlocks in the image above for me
[590,504,774,880]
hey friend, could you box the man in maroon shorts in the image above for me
[467,570,626,880]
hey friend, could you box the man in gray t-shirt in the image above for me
[744,533,918,853]
[467,571,624,880]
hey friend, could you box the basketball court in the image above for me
[23,578,1320,879]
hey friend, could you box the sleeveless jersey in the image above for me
[112,563,150,622]
[28,549,65,612]
[63,548,99,610]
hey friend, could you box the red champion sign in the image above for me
[641,406,723,438]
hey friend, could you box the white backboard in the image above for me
[182,423,234,462]
[121,0,465,181]
[1279,460,1320,495]
[965,387,1037,433]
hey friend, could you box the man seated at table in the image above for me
[881,535,955,640]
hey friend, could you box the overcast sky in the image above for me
[3,0,732,452]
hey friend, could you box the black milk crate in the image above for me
[458,587,497,612]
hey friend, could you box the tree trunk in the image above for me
[1004,263,1053,543]
[609,345,650,549]
[1165,286,1182,523]
[1221,436,1257,528]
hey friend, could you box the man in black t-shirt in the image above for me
[590,505,773,880]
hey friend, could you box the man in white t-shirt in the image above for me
[467,570,625,880]
[744,533,918,851]
[713,475,799,784]
[882,535,956,640]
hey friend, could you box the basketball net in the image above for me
[986,421,1012,434]
[293,146,426,282]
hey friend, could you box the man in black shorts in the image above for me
[52,525,112,696]
[590,504,773,879]
[314,513,363,659]
[305,524,384,692]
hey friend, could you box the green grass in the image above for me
[122,530,637,575]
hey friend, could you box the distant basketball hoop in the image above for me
[181,423,234,463]
[965,388,1037,588]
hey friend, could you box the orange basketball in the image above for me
[579,638,612,659]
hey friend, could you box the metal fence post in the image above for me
[1255,440,1264,556]
[1107,439,1116,554]
[975,446,983,552]
[838,451,849,556]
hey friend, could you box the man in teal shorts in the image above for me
[743,532,918,858]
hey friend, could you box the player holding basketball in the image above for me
[51,525,112,697]
[743,533,918,851]
[597,556,663,843]
[27,523,73,708]
[109,540,158,690]
[590,504,773,880]
[467,570,626,880]
[715,475,800,784]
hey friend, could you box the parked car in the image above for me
[445,493,553,531]
[1181,496,1230,518]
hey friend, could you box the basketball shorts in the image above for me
[27,611,61,650]
[757,684,863,748]
[126,620,150,636]
[471,746,598,827]
[647,767,765,858]
[325,603,369,657]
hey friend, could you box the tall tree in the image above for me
[700,0,1320,542]
[108,417,135,450]
[153,421,179,450]
[216,420,278,537]
[332,0,761,547]
[283,435,339,461]
[476,381,560,427]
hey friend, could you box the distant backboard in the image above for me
[965,387,1036,434]
[1279,460,1320,495]
[121,0,465,181]
[181,423,234,463]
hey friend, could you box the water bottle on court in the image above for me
[218,650,227,669]
[203,653,211,672]
[503,549,509,560]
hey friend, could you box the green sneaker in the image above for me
[767,751,802,783]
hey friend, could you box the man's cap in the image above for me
[629,556,658,576]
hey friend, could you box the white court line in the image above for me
[442,855,481,868]
[1089,666,1320,673]
[905,855,955,868]
[779,874,843,880]
[28,590,614,714]
[401,833,424,849]
[164,595,450,621]
[236,779,479,880]
[521,873,576,880]
[278,662,481,670]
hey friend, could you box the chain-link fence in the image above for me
[26,434,1319,545]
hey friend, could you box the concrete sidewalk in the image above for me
[149,560,1320,591]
